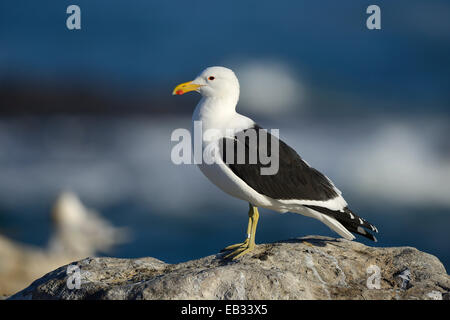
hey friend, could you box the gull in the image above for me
[173,66,378,260]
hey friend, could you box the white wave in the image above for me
[232,60,305,115]
[342,121,450,208]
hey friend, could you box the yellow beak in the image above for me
[172,81,202,96]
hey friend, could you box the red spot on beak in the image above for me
[176,90,184,95]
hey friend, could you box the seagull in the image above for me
[173,66,378,260]
[49,192,130,257]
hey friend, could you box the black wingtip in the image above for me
[350,225,378,242]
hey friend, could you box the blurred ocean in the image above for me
[0,115,449,268]
[0,0,449,271]
[1,1,449,112]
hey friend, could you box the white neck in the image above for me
[191,95,255,143]
[192,96,238,130]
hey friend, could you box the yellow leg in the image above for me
[222,204,252,251]
[223,204,259,260]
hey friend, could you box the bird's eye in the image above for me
[208,76,215,81]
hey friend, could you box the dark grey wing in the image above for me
[219,124,339,201]
[219,124,379,241]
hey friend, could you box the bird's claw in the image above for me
[222,241,255,260]
[221,239,249,252]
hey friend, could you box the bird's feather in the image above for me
[219,124,339,201]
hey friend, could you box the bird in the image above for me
[48,191,130,257]
[172,66,378,260]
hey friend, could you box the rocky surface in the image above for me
[9,236,450,300]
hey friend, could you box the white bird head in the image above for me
[172,66,240,100]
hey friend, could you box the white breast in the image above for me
[196,140,276,207]
[191,96,271,206]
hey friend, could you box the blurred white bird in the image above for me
[48,192,130,257]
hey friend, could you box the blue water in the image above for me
[1,1,449,111]
[2,200,449,270]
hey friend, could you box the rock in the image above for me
[8,236,450,300]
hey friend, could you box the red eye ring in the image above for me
[208,76,215,80]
